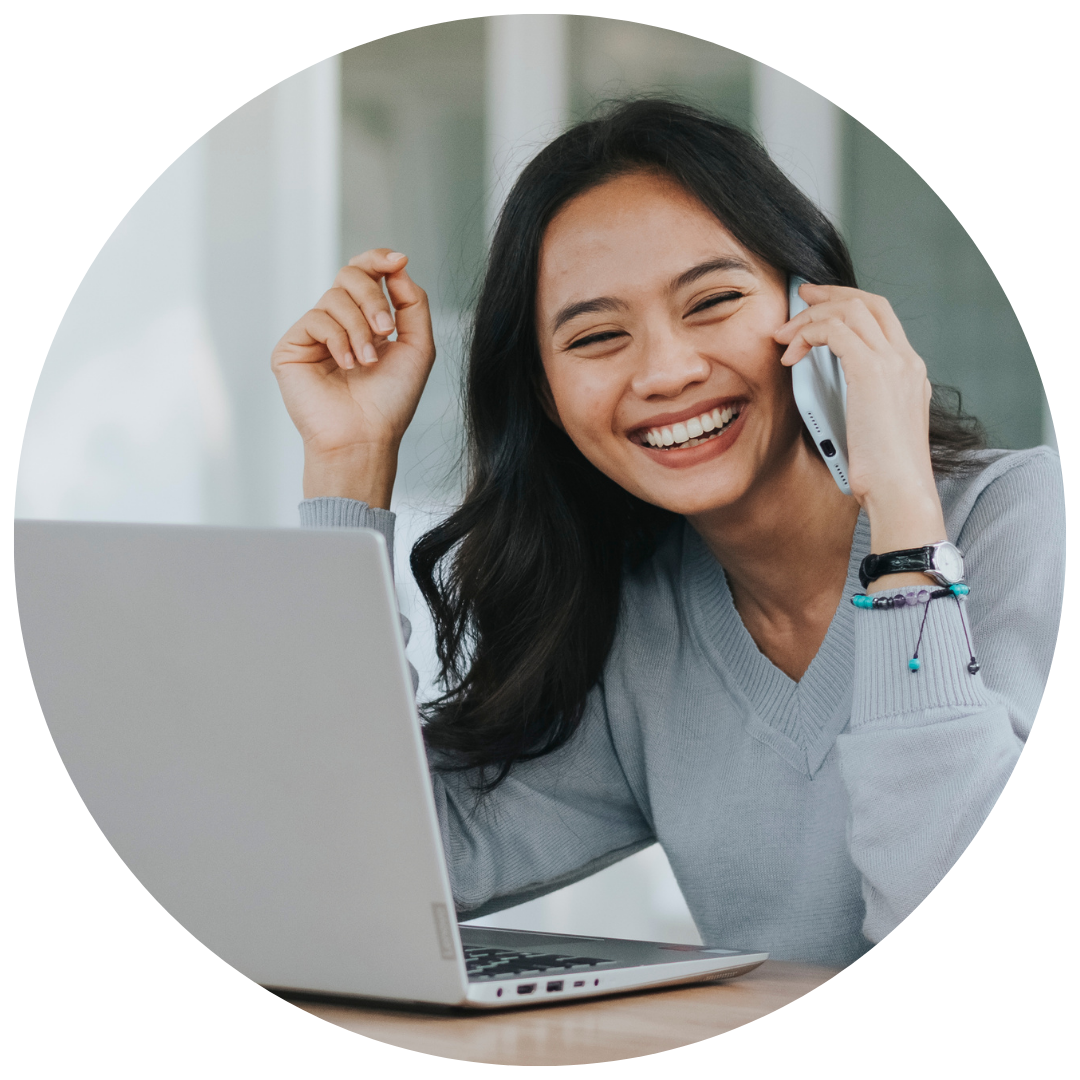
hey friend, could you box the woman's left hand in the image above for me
[773,283,948,564]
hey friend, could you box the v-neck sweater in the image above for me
[300,446,1064,967]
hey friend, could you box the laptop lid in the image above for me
[15,520,469,1004]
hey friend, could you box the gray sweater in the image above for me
[300,447,1064,968]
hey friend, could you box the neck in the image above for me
[687,437,860,621]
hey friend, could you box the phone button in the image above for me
[819,440,837,458]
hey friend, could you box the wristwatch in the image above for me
[859,541,965,590]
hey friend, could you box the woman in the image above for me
[271,99,1063,968]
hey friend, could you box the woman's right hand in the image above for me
[271,249,436,508]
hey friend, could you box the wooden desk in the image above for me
[287,961,836,1065]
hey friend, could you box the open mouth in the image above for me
[637,404,742,451]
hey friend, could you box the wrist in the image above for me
[862,485,945,555]
[303,442,399,509]
[861,484,949,593]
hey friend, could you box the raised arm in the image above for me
[271,248,436,509]
[837,449,1064,942]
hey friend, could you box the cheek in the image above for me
[546,367,621,447]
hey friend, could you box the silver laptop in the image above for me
[14,519,767,1009]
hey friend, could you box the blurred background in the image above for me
[17,16,1054,947]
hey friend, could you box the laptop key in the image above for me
[464,946,618,980]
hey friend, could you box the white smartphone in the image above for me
[788,276,851,495]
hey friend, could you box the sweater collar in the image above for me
[678,512,872,777]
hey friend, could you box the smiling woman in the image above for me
[271,98,1064,967]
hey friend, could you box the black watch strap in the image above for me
[859,547,934,590]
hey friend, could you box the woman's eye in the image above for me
[687,291,742,316]
[568,330,627,349]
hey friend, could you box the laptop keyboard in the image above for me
[464,945,619,981]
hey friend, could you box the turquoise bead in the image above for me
[909,658,921,672]
[949,583,970,596]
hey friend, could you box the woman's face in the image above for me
[536,170,803,518]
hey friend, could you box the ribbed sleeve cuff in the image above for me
[298,497,395,556]
[851,588,994,728]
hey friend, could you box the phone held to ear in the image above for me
[788,276,851,495]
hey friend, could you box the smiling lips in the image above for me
[640,404,741,450]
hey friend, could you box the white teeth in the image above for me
[643,406,740,449]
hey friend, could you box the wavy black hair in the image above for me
[410,98,985,791]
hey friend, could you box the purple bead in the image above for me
[893,594,906,608]
[917,589,930,605]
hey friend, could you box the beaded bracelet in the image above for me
[851,582,979,675]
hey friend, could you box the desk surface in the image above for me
[289,960,837,1065]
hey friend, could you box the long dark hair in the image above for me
[411,97,984,790]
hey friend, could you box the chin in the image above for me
[639,479,752,518]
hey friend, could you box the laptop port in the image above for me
[573,980,585,987]
[546,981,564,992]
[517,983,536,995]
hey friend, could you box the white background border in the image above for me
[3,3,1075,1076]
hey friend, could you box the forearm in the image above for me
[863,475,947,593]
[839,587,1022,941]
[427,696,655,918]
[839,703,1020,942]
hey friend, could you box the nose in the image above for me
[629,324,712,400]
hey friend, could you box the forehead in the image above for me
[537,170,760,310]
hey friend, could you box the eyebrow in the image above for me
[550,256,755,335]
[670,256,755,292]
[551,296,628,334]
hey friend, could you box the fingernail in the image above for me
[362,343,378,363]
[375,312,395,333]
[388,252,406,262]
[343,351,355,368]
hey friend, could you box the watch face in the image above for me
[932,542,965,583]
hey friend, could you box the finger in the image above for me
[383,266,435,358]
[854,292,912,356]
[292,308,356,370]
[779,316,875,372]
[777,298,892,358]
[792,284,912,356]
[317,286,380,365]
[783,298,928,384]
[348,247,408,276]
[334,261,401,339]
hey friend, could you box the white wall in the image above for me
[16,140,219,524]
[17,57,340,528]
